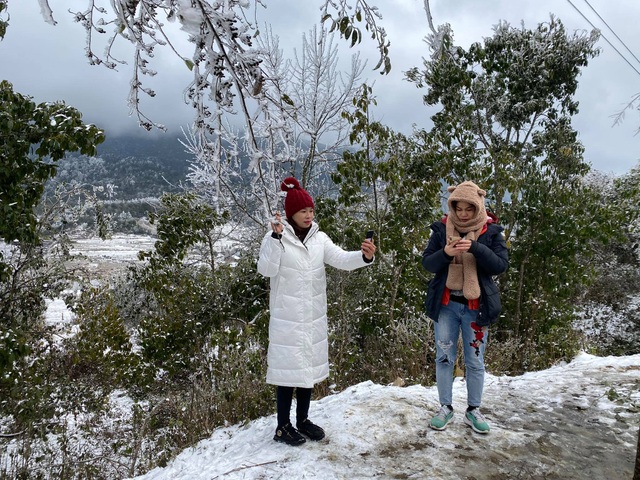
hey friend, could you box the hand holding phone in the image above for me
[448,235,461,246]
[362,230,376,260]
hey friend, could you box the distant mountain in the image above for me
[41,134,194,233]
[98,132,192,164]
[46,132,345,233]
[48,133,192,201]
[95,133,192,198]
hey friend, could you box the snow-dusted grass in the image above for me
[0,389,150,479]
[575,298,640,355]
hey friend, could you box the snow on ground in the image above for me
[43,235,159,325]
[128,353,640,480]
[43,227,254,325]
[44,298,74,325]
[70,234,158,262]
[67,229,248,277]
[38,235,640,479]
[66,233,158,279]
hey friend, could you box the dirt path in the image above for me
[366,358,639,480]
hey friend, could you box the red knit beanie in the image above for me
[281,177,314,219]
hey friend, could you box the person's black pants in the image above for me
[276,386,312,427]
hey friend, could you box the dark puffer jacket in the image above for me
[422,218,509,327]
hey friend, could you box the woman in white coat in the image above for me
[258,177,376,446]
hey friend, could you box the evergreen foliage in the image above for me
[0,81,104,248]
[320,84,442,387]
[0,81,105,428]
[577,168,640,356]
[405,17,616,371]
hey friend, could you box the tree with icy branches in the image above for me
[21,0,389,219]
[183,24,365,223]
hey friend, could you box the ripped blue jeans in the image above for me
[433,301,488,407]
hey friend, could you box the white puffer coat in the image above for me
[257,221,372,388]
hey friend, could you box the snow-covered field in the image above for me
[44,234,158,324]
[70,234,157,264]
[46,231,248,323]
[66,227,248,276]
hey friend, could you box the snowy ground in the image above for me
[70,234,158,262]
[65,229,247,278]
[43,234,159,324]
[40,235,640,480]
[44,229,251,324]
[128,353,640,480]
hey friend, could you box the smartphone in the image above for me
[366,230,375,240]
[448,235,461,245]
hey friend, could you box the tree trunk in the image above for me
[634,424,639,480]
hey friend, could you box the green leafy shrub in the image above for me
[67,286,151,394]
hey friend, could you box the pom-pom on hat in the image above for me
[281,177,314,219]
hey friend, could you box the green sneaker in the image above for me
[464,408,490,434]
[430,405,454,430]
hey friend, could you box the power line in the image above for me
[582,0,640,66]
[565,0,640,78]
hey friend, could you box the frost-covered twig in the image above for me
[611,91,640,134]
[213,460,278,478]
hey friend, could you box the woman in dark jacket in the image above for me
[422,181,508,434]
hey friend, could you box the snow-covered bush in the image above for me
[575,299,640,356]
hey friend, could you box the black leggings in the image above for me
[276,386,312,427]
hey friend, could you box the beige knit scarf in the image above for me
[445,187,487,300]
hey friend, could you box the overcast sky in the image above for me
[1,0,640,174]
